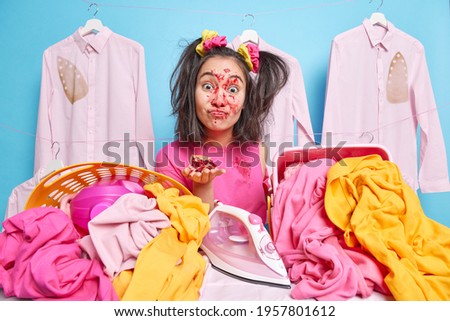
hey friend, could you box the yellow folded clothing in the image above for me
[113,183,210,301]
[325,155,450,300]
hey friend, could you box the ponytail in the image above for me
[254,51,289,126]
[170,38,205,142]
[234,51,289,142]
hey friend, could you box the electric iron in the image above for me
[200,204,291,288]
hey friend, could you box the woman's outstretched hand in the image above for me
[182,166,226,184]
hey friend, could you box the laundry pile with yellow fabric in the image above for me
[272,154,450,301]
[113,183,210,300]
[0,182,210,301]
[1,155,449,301]
[325,155,450,300]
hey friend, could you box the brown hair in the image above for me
[170,36,289,143]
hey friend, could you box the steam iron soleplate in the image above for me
[200,204,291,288]
[208,261,292,289]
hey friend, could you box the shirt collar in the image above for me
[73,26,112,54]
[228,34,266,51]
[362,18,394,51]
[228,35,244,51]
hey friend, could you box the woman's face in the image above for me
[195,56,246,142]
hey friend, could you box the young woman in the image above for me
[155,30,288,223]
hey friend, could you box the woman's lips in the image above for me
[210,110,228,118]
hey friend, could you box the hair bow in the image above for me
[237,43,259,73]
[196,30,227,57]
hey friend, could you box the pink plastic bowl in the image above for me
[70,179,145,232]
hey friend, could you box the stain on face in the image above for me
[195,57,246,141]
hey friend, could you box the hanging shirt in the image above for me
[4,168,46,222]
[321,19,450,193]
[34,27,154,173]
[229,36,315,174]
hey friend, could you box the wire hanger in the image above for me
[369,0,387,28]
[240,13,259,45]
[43,141,64,177]
[80,3,104,36]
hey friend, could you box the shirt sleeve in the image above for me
[321,39,341,146]
[5,188,18,221]
[412,45,450,193]
[291,59,315,146]
[134,45,154,170]
[34,50,54,173]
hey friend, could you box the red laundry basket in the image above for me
[268,144,392,235]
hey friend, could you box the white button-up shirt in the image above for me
[322,19,450,193]
[34,27,154,172]
[5,168,46,223]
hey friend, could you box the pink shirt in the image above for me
[322,19,450,193]
[34,27,154,172]
[229,36,315,173]
[155,141,267,222]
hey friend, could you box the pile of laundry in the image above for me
[271,155,450,301]
[0,183,210,301]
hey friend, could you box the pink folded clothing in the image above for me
[79,193,171,278]
[0,207,118,300]
[271,159,388,300]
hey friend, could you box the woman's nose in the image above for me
[211,89,227,107]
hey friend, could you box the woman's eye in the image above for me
[202,83,214,91]
[228,86,239,94]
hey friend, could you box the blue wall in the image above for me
[1,0,449,227]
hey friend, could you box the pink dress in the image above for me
[155,141,268,223]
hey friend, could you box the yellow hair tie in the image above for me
[195,29,227,57]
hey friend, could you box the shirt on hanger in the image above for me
[34,27,154,172]
[229,36,315,174]
[321,19,450,193]
[4,168,46,223]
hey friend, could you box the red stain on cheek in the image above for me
[227,97,240,114]
[228,95,236,103]
[224,68,230,73]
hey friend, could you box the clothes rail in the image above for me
[81,0,357,17]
